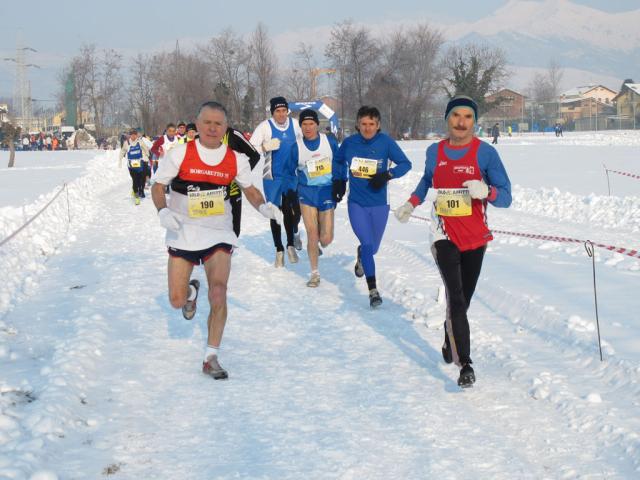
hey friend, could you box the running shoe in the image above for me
[287,246,299,264]
[306,272,321,288]
[293,232,303,251]
[275,251,285,268]
[202,355,228,380]
[458,363,475,388]
[182,279,200,320]
[369,288,382,308]
[442,338,453,364]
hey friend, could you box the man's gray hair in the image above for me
[197,101,228,120]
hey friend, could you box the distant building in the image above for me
[559,84,617,105]
[483,89,526,120]
[612,81,640,129]
[0,104,8,123]
[560,97,615,130]
[558,84,617,131]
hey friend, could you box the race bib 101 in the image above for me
[350,157,378,179]
[307,156,331,178]
[435,188,472,217]
[187,189,225,218]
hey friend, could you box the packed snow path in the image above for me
[2,146,639,478]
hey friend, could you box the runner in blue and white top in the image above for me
[286,109,339,287]
[250,96,303,267]
[120,128,150,204]
[332,105,412,308]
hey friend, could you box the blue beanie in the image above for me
[445,95,478,121]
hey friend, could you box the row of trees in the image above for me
[58,20,512,138]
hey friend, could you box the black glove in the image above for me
[368,171,392,190]
[332,179,347,203]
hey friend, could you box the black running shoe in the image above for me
[369,288,382,308]
[354,246,364,278]
[458,363,475,388]
[442,340,453,364]
[182,279,200,320]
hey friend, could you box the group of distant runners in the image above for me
[123,94,512,388]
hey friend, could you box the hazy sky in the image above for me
[0,0,638,100]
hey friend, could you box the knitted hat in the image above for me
[186,123,196,132]
[270,96,288,114]
[298,109,319,125]
[445,95,478,121]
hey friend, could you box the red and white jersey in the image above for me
[431,137,493,251]
[153,140,253,250]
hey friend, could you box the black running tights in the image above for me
[270,192,300,251]
[431,240,486,366]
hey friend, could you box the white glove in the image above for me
[462,179,489,199]
[262,138,281,152]
[258,202,283,225]
[158,208,181,232]
[394,201,414,223]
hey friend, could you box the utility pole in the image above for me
[3,35,39,130]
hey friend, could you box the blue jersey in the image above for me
[412,140,512,208]
[333,132,411,207]
[127,142,144,171]
[289,134,339,187]
[269,119,297,179]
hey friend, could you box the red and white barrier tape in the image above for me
[404,212,640,260]
[605,169,640,180]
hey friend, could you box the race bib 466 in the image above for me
[350,157,378,179]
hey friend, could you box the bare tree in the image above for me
[201,28,250,123]
[249,23,278,118]
[129,53,156,133]
[326,20,380,120]
[284,43,316,101]
[367,24,444,137]
[67,44,123,137]
[442,43,510,113]
[1,122,21,167]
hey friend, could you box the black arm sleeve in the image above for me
[227,127,260,170]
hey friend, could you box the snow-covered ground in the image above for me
[0,132,639,479]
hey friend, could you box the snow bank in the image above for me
[0,151,126,319]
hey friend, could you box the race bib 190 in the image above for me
[350,157,378,179]
[307,156,331,178]
[435,188,472,217]
[187,189,225,218]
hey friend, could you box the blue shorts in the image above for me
[168,243,233,265]
[298,184,335,212]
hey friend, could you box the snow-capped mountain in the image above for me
[449,0,640,83]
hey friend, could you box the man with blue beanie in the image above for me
[395,94,512,388]
[250,96,303,267]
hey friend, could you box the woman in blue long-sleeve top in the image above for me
[332,105,412,308]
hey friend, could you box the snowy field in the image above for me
[0,132,639,479]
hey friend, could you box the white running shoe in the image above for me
[202,355,228,380]
[287,246,299,264]
[293,232,303,251]
[182,279,200,320]
[306,272,320,288]
[275,251,285,267]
